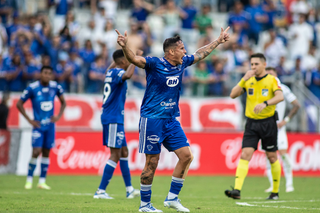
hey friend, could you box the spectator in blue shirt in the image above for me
[45,35,61,68]
[5,53,24,92]
[0,54,7,91]
[69,48,83,93]
[209,60,226,96]
[6,12,22,45]
[180,0,197,45]
[245,0,267,44]
[23,51,40,86]
[86,55,106,94]
[59,25,74,52]
[262,0,277,31]
[131,0,154,23]
[54,51,73,92]
[0,0,11,25]
[228,1,248,34]
[79,39,95,84]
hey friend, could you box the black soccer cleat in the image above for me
[266,192,279,200]
[225,187,241,199]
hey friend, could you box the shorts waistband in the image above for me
[247,114,276,122]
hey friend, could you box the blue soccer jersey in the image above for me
[101,68,127,125]
[141,55,194,118]
[20,81,64,131]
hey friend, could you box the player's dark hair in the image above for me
[163,35,182,52]
[250,53,266,62]
[41,65,53,73]
[266,67,276,73]
[112,49,125,63]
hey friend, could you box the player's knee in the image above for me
[32,148,42,157]
[267,155,277,164]
[181,151,193,164]
[110,148,121,162]
[121,147,128,158]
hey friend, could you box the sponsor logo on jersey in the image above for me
[40,118,51,125]
[117,131,125,140]
[40,101,53,111]
[42,87,49,93]
[262,89,269,96]
[160,101,176,108]
[106,71,113,76]
[32,131,41,139]
[166,76,179,87]
[147,135,160,144]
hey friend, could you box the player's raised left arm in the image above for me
[192,27,230,64]
[51,95,66,123]
[115,29,146,69]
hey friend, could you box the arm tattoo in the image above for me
[194,40,220,62]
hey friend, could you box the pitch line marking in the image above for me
[236,202,320,211]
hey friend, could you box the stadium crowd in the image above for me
[0,0,319,99]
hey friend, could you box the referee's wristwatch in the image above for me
[263,101,268,106]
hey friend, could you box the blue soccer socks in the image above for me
[98,160,117,190]
[39,157,50,184]
[168,176,184,199]
[27,158,37,183]
[120,157,133,192]
[140,184,152,206]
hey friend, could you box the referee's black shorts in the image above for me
[242,113,278,152]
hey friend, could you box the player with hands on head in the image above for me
[16,66,66,190]
[116,26,230,212]
[93,49,143,200]
[264,67,300,193]
[225,53,284,200]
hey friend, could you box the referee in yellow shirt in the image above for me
[225,53,284,200]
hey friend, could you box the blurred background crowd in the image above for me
[0,0,319,100]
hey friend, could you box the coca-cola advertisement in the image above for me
[48,132,320,176]
[6,94,242,131]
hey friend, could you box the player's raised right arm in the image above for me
[115,29,146,69]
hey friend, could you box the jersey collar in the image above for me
[255,74,268,81]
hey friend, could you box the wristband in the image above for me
[284,116,290,123]
[238,78,246,88]
[264,101,268,106]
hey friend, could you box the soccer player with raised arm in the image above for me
[16,66,66,190]
[225,53,284,200]
[264,67,300,193]
[115,27,230,212]
[93,49,143,200]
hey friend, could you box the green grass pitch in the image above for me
[0,175,319,212]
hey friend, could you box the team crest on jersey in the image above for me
[147,145,153,151]
[262,89,269,96]
[166,76,179,87]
